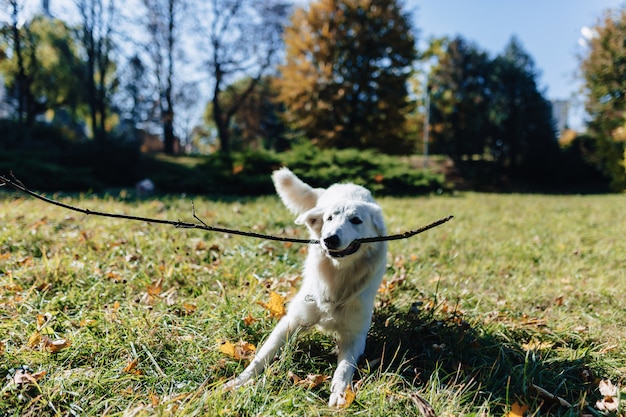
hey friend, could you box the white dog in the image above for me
[225,167,387,407]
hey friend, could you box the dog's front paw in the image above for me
[223,374,252,391]
[328,383,349,408]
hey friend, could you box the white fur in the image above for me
[225,167,387,407]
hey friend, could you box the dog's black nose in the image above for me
[323,235,340,249]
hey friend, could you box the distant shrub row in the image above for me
[141,144,448,196]
[0,122,447,196]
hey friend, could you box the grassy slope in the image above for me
[0,192,625,416]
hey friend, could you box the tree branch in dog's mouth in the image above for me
[0,174,453,244]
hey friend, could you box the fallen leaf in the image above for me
[522,340,554,352]
[295,373,329,389]
[79,319,96,327]
[27,331,42,348]
[0,340,4,355]
[243,313,258,326]
[42,336,71,353]
[147,278,164,296]
[218,340,256,360]
[123,359,142,375]
[257,291,286,318]
[340,387,356,409]
[507,401,529,417]
[182,302,197,315]
[596,379,619,412]
[0,252,10,260]
[9,367,45,385]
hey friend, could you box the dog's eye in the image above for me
[350,217,363,225]
[327,215,333,221]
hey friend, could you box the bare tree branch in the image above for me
[0,174,453,244]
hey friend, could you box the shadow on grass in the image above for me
[362,302,602,415]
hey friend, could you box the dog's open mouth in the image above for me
[326,241,361,258]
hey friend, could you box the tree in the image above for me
[580,6,626,190]
[141,0,182,155]
[276,0,417,153]
[203,76,287,151]
[427,36,493,159]
[199,0,289,156]
[427,35,558,180]
[0,7,83,129]
[0,0,39,126]
[75,0,117,141]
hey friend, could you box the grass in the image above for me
[1,190,625,416]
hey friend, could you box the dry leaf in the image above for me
[218,340,256,360]
[243,313,258,326]
[596,379,619,412]
[123,359,142,375]
[27,331,42,348]
[507,402,529,417]
[147,278,164,296]
[0,252,11,260]
[79,319,96,327]
[9,367,45,385]
[522,340,554,352]
[0,340,5,355]
[42,336,71,353]
[182,302,197,315]
[295,373,329,389]
[340,387,356,409]
[257,291,286,318]
[37,312,53,330]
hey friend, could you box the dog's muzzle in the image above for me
[325,241,361,258]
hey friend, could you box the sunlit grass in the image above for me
[1,191,625,416]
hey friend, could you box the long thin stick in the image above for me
[0,174,452,244]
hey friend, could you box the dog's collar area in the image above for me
[326,241,361,258]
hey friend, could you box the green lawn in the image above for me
[1,191,625,416]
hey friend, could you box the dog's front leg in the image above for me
[328,330,367,407]
[224,314,300,390]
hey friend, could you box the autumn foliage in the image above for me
[276,0,417,153]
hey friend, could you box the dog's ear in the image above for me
[295,207,324,231]
[365,203,386,236]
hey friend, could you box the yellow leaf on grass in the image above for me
[123,359,142,375]
[27,331,42,348]
[507,402,529,417]
[340,387,356,409]
[218,340,256,360]
[243,313,258,326]
[0,340,5,355]
[147,278,164,296]
[522,340,554,352]
[257,291,286,318]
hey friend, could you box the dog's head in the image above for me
[296,201,386,259]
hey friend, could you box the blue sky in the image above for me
[411,0,625,129]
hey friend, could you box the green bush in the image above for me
[280,144,448,196]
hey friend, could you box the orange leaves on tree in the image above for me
[218,340,256,360]
[256,291,286,318]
